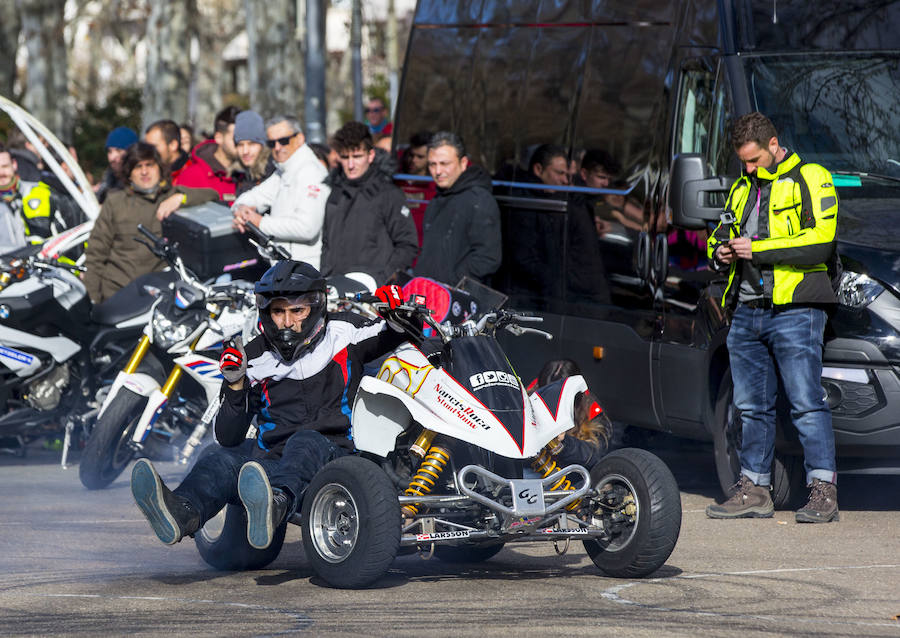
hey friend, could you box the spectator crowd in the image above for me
[2,93,637,307]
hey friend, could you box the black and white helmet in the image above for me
[254,260,327,362]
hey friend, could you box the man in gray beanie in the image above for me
[232,111,274,197]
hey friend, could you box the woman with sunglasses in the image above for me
[231,115,330,269]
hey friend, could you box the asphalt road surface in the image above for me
[1,436,898,637]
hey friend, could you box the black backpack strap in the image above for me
[788,160,842,290]
[784,162,815,229]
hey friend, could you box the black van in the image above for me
[394,0,900,505]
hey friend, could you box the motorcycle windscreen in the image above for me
[445,336,528,450]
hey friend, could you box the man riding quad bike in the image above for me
[131,260,408,550]
[131,265,682,588]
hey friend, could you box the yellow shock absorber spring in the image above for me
[532,444,581,511]
[402,445,450,517]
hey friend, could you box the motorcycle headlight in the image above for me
[837,271,885,308]
[152,305,203,349]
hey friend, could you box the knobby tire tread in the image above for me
[79,389,144,490]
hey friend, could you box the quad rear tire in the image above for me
[301,455,400,588]
[195,504,286,571]
[583,448,682,578]
[433,542,505,563]
[79,389,145,490]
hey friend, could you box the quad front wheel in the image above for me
[583,447,682,578]
[301,455,400,588]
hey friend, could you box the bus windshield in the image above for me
[746,53,900,178]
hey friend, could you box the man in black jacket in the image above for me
[130,261,408,551]
[320,121,418,283]
[414,131,501,285]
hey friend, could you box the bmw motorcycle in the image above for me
[192,282,682,588]
[0,234,158,460]
[78,226,257,489]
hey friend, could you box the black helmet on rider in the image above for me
[255,261,327,362]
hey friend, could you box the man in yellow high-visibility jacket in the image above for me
[0,144,85,253]
[705,112,839,524]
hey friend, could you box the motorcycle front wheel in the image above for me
[583,447,682,578]
[78,388,145,490]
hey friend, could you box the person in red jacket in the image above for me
[174,106,240,204]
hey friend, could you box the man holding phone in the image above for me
[706,112,840,524]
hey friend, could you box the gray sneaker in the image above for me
[795,478,839,523]
[131,458,201,544]
[238,461,292,549]
[706,475,774,519]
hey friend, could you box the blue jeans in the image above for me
[175,430,347,524]
[727,304,836,486]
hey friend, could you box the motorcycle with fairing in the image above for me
[0,229,159,459]
[194,284,682,588]
[78,225,257,489]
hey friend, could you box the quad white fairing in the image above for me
[352,344,587,459]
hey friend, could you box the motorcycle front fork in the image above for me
[126,335,218,464]
[62,336,153,469]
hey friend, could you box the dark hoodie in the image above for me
[320,148,418,283]
[414,165,501,285]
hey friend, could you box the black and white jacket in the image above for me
[214,312,407,455]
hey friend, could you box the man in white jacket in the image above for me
[232,115,330,268]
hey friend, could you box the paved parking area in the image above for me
[1,439,898,637]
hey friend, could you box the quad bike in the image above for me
[194,283,682,588]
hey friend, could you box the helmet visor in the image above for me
[256,290,325,310]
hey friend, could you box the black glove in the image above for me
[219,336,247,384]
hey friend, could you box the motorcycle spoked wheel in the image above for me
[195,504,286,571]
[433,542,506,563]
[583,448,682,578]
[78,388,145,490]
[301,455,401,589]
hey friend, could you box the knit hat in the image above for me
[233,111,266,145]
[105,126,138,150]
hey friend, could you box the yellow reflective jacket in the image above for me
[706,151,838,308]
[19,180,53,239]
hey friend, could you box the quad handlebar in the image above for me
[354,293,553,343]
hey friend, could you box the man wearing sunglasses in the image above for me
[232,115,330,269]
[365,97,393,141]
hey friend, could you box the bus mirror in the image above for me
[670,153,733,230]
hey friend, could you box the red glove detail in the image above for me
[220,347,243,371]
[374,284,404,309]
[218,336,246,383]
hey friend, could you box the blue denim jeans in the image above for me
[175,430,347,525]
[727,304,836,486]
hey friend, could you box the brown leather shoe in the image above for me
[706,475,774,519]
[795,478,839,523]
